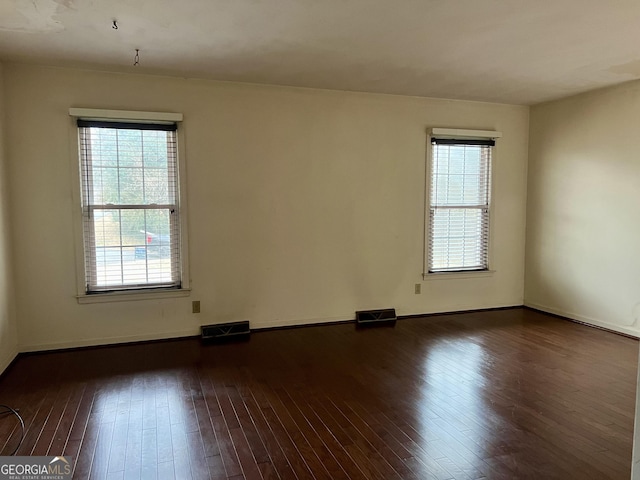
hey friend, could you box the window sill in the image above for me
[76,288,191,304]
[422,270,495,281]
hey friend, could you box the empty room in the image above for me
[0,0,639,479]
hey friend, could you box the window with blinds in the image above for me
[78,120,182,293]
[428,136,493,273]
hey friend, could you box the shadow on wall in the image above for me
[533,263,640,329]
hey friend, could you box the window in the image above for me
[426,129,500,275]
[75,113,185,294]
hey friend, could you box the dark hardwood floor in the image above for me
[0,308,637,479]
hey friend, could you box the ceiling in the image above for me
[1,0,640,105]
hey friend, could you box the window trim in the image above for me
[69,108,190,302]
[423,128,501,280]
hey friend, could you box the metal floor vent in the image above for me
[356,308,397,326]
[201,321,250,341]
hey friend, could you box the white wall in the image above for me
[0,62,19,371]
[3,63,529,352]
[634,347,640,479]
[526,80,640,336]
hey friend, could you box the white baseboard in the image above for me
[403,302,523,316]
[20,317,354,351]
[19,302,526,352]
[0,344,19,375]
[252,303,523,330]
[525,301,639,338]
[251,314,354,330]
[20,328,200,353]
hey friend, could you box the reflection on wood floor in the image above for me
[0,307,637,479]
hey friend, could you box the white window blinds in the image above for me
[428,137,493,273]
[78,120,182,292]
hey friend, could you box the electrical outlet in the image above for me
[414,284,421,294]
[192,300,200,313]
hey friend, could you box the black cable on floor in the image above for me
[0,404,25,456]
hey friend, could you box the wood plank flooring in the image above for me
[0,307,637,479]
